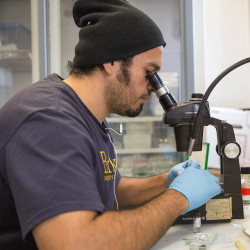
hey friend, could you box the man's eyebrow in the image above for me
[146,62,161,71]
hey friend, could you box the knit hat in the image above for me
[72,0,166,66]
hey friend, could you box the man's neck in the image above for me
[63,74,107,123]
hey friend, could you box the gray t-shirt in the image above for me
[0,74,121,249]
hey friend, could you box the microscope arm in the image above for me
[210,117,241,176]
[209,117,243,219]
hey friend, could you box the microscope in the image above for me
[146,57,250,223]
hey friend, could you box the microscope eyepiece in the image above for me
[146,72,177,111]
[146,73,165,91]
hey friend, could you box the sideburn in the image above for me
[116,57,134,85]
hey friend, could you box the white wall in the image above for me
[193,0,250,109]
[193,0,206,94]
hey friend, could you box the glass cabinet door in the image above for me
[0,0,32,108]
[48,0,184,177]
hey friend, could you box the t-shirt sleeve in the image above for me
[6,110,105,242]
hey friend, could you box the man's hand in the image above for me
[167,159,202,186]
[168,166,221,214]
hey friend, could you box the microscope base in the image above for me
[174,193,244,224]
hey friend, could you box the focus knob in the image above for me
[192,93,203,99]
[221,141,241,159]
[190,93,203,101]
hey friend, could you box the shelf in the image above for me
[116,147,176,154]
[0,50,31,72]
[0,23,32,72]
[106,116,163,123]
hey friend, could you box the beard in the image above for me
[123,103,144,117]
[104,66,144,117]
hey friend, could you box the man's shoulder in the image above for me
[0,74,85,151]
[2,74,68,110]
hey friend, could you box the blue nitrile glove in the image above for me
[167,160,202,186]
[168,166,221,214]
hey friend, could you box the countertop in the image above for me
[151,209,250,249]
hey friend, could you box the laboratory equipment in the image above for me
[193,212,201,233]
[147,57,250,224]
[241,167,250,209]
[189,233,217,250]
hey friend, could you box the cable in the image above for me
[104,116,123,211]
[120,116,123,134]
[105,131,119,211]
[191,57,250,140]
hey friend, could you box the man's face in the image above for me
[104,46,163,117]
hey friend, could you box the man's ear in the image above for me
[103,61,117,75]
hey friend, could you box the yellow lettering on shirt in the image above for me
[100,151,116,181]
[100,151,112,173]
[104,175,114,181]
[109,156,116,172]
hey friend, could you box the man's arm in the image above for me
[33,189,188,250]
[114,173,168,209]
[33,165,220,250]
[114,160,200,209]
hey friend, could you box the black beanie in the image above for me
[72,0,166,67]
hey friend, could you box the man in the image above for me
[0,0,220,249]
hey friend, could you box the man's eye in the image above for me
[146,70,152,75]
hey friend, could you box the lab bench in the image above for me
[151,209,250,249]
